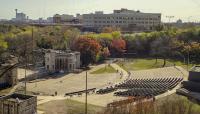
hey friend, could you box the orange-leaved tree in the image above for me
[74,36,101,67]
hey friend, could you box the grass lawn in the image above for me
[38,99,103,114]
[90,65,117,74]
[117,58,195,71]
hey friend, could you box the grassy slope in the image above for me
[38,99,103,114]
[90,65,116,74]
[156,94,200,113]
[117,58,195,71]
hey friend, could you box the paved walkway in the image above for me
[37,95,67,105]
[35,63,127,105]
[110,63,128,80]
[34,65,188,112]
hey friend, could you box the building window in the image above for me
[47,65,49,70]
[70,64,72,70]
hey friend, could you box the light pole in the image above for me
[166,16,175,23]
[187,49,190,71]
[85,68,88,114]
[166,16,174,29]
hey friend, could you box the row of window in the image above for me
[86,25,156,29]
[85,16,160,21]
[85,21,159,24]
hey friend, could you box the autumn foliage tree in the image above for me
[182,42,200,63]
[111,38,126,56]
[74,37,101,67]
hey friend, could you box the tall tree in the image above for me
[74,37,101,67]
[111,38,126,56]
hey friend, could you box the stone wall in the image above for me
[0,93,37,114]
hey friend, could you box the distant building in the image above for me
[12,9,28,22]
[0,93,37,114]
[45,50,80,73]
[83,8,161,31]
[176,19,183,24]
[47,17,53,23]
[0,56,18,89]
[76,13,83,23]
[53,14,75,23]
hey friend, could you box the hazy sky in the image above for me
[0,0,200,22]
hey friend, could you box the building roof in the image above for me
[0,93,35,103]
[83,8,161,15]
[46,49,80,55]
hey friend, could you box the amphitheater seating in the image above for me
[114,77,183,97]
[96,86,116,94]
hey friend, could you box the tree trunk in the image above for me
[163,57,166,67]
[155,56,158,64]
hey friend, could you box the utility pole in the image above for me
[24,40,27,95]
[166,16,174,29]
[85,69,88,114]
[166,16,174,23]
[187,49,190,71]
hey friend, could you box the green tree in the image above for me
[0,34,7,54]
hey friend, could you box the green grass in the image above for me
[117,58,195,71]
[90,65,117,74]
[38,99,103,114]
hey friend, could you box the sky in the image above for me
[0,0,200,22]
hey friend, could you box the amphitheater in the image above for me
[72,66,188,106]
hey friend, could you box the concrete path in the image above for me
[110,63,128,80]
[37,95,67,105]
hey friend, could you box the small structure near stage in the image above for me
[45,49,81,73]
[0,93,37,114]
[182,66,200,92]
[0,55,18,89]
[177,66,200,102]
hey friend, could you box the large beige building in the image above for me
[83,8,161,31]
[45,50,81,73]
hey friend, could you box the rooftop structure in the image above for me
[0,93,37,114]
